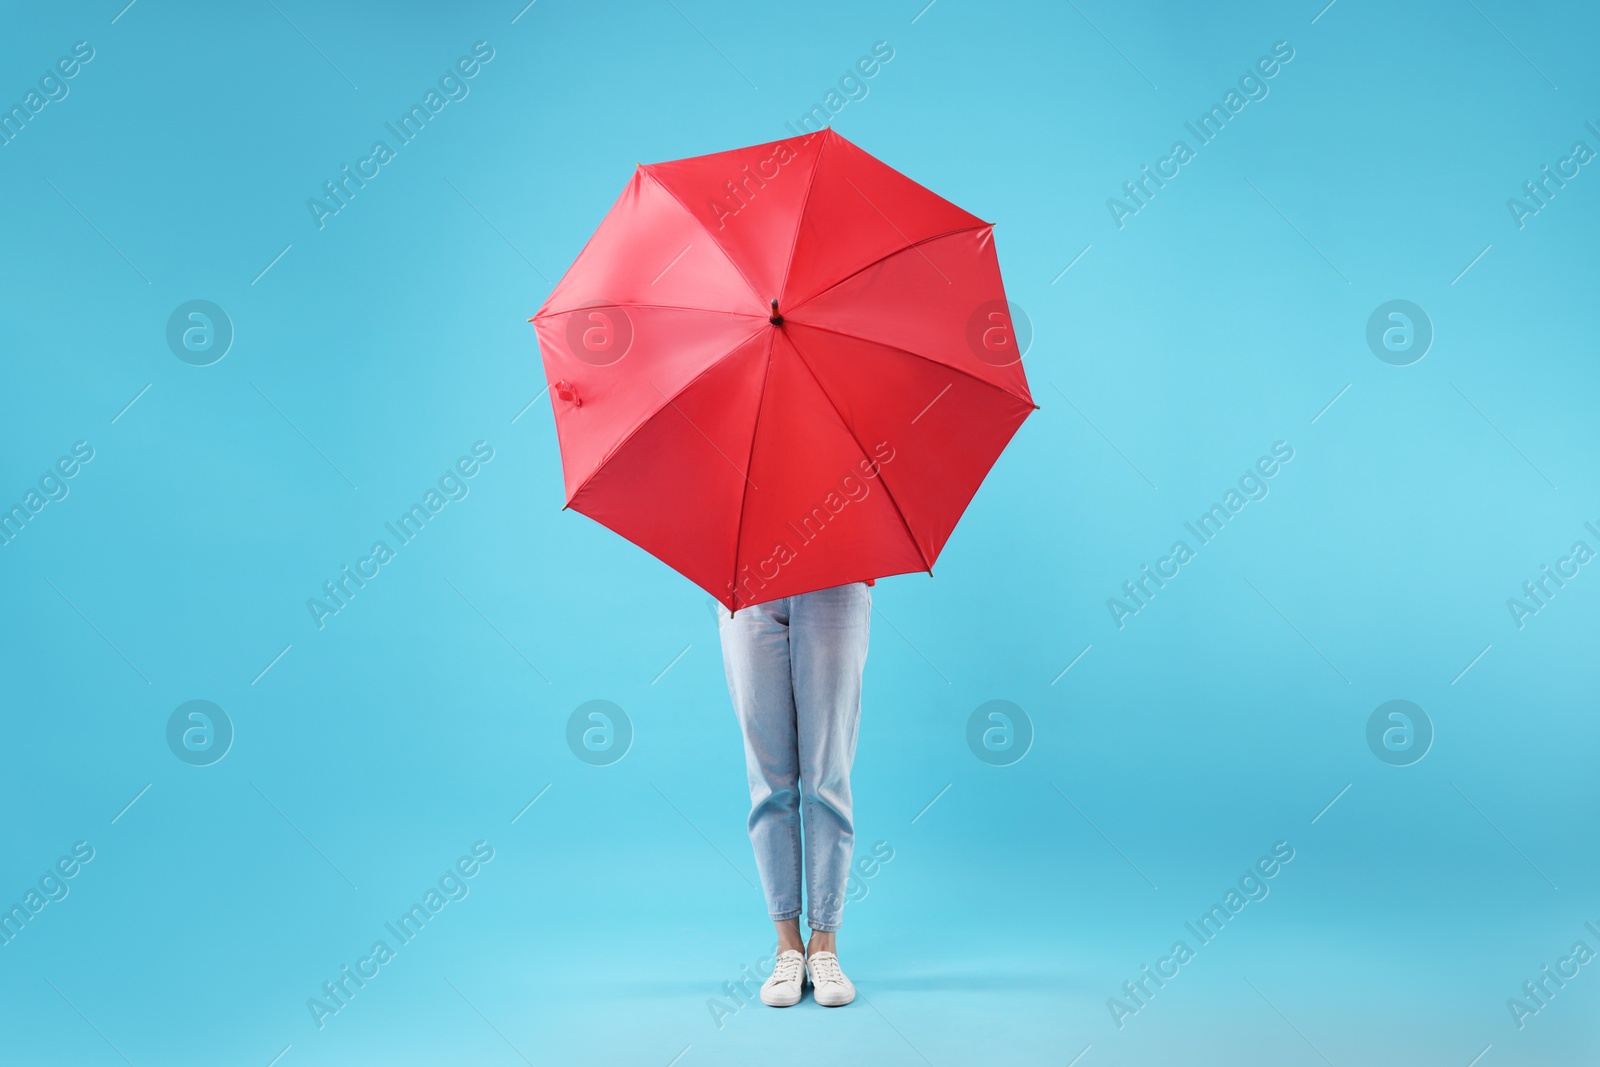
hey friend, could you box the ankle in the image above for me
[773,918,804,955]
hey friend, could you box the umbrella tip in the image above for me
[769,299,783,326]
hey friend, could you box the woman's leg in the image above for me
[788,582,871,942]
[773,917,803,954]
[717,598,804,931]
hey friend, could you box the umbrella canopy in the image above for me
[532,129,1035,610]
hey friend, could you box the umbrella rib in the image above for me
[562,321,769,507]
[774,130,832,306]
[781,334,933,574]
[784,224,989,318]
[639,169,765,307]
[727,331,779,611]
[785,319,1035,408]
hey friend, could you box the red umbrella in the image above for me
[532,129,1035,611]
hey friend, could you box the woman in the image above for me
[717,580,872,1008]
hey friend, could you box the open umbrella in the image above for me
[532,129,1035,610]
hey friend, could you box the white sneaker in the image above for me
[760,949,807,1007]
[807,951,855,1007]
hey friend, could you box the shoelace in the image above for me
[808,953,846,986]
[769,952,805,985]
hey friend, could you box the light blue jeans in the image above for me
[717,583,871,933]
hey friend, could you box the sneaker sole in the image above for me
[813,988,855,1007]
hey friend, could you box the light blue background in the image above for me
[2,1,1596,1064]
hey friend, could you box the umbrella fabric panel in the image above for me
[535,306,766,500]
[567,331,773,603]
[728,332,927,609]
[789,227,1032,405]
[785,321,1035,568]
[537,169,757,316]
[645,133,826,307]
[781,131,988,312]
